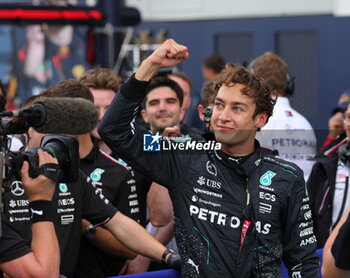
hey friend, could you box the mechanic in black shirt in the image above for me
[99,39,319,277]
[0,150,60,278]
[78,68,150,226]
[36,79,158,277]
[3,93,177,278]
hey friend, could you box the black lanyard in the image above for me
[334,176,349,228]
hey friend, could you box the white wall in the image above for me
[334,0,350,16]
[126,0,333,22]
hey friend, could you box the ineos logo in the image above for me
[259,192,276,202]
[11,181,24,196]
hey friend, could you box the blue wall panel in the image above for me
[137,15,350,138]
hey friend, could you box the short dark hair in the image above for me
[213,63,275,121]
[79,67,120,93]
[40,79,94,102]
[203,55,225,74]
[142,77,184,109]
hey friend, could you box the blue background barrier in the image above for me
[109,269,181,278]
[136,15,350,136]
[110,249,323,278]
[282,248,323,278]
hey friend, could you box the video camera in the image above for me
[0,96,98,237]
[0,99,86,183]
[0,119,80,184]
[0,118,80,238]
[8,135,80,183]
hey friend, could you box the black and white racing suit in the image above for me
[99,75,319,278]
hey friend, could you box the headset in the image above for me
[338,143,350,165]
[247,58,295,96]
[202,107,213,132]
[285,72,295,96]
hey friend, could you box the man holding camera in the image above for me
[38,79,146,277]
[99,39,319,277]
[0,150,60,278]
[2,94,178,277]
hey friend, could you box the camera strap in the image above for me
[38,163,61,183]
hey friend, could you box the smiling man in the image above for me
[212,81,267,155]
[99,39,319,277]
[141,77,183,133]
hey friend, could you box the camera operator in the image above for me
[38,79,146,277]
[0,149,60,278]
[1,95,178,278]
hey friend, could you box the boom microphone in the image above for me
[0,103,46,127]
[0,97,98,135]
[32,97,99,135]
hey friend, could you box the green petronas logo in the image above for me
[259,171,276,186]
[90,168,105,182]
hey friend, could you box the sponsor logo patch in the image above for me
[259,171,276,186]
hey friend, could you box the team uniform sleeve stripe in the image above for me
[93,217,113,228]
[324,138,348,156]
[99,150,129,170]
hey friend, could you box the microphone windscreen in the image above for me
[32,97,98,135]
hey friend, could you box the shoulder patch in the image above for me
[262,155,301,178]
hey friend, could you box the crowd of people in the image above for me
[0,38,349,278]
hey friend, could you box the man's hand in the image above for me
[147,39,189,68]
[162,125,181,138]
[136,39,189,81]
[118,255,151,275]
[166,253,181,270]
[20,149,58,202]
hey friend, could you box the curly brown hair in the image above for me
[213,63,276,121]
[78,68,120,93]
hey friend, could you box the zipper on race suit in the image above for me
[236,183,252,264]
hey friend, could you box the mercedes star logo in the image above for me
[11,181,25,196]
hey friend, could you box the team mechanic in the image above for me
[99,39,319,277]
